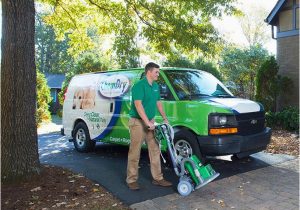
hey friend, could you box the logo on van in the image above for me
[98,75,130,98]
[250,119,258,124]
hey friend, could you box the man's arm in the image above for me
[157,101,169,124]
[134,100,155,129]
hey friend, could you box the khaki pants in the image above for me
[126,118,163,184]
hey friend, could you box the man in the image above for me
[126,62,172,190]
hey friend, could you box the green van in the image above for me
[62,67,271,160]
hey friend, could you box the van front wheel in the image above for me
[73,122,95,152]
[174,129,205,163]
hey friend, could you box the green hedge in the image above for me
[36,70,52,127]
[266,106,299,131]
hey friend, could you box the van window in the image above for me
[157,75,174,100]
[139,72,174,100]
[164,70,233,100]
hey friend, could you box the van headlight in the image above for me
[219,116,227,125]
[209,114,238,135]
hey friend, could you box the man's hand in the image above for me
[163,118,169,124]
[147,121,155,130]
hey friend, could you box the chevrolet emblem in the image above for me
[250,119,257,124]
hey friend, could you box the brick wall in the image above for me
[276,35,299,111]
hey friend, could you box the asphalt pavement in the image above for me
[38,127,298,208]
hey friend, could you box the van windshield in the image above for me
[164,70,234,100]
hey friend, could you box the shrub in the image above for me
[36,70,52,127]
[255,56,292,112]
[56,109,63,118]
[266,106,299,131]
[277,106,299,131]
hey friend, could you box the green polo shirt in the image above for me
[129,78,161,120]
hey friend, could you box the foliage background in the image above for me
[34,0,298,131]
[36,70,52,127]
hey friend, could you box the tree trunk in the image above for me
[1,0,40,183]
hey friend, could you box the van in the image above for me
[62,67,271,161]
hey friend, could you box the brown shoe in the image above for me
[152,179,172,187]
[127,182,140,190]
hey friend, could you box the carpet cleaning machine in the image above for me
[154,124,220,196]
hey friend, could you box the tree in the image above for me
[39,0,239,60]
[237,3,270,47]
[36,71,52,127]
[58,52,110,108]
[255,56,293,112]
[194,58,222,81]
[219,44,268,99]
[1,0,40,183]
[164,56,222,81]
[35,12,74,74]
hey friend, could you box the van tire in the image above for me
[73,122,95,152]
[174,129,206,163]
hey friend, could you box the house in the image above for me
[265,0,299,111]
[45,74,66,114]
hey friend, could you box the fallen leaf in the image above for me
[30,187,42,192]
[92,188,99,192]
[31,195,39,200]
[59,195,67,199]
[55,202,67,207]
[112,203,117,207]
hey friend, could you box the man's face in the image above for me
[149,68,160,81]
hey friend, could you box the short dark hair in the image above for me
[145,62,160,74]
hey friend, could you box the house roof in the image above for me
[45,74,66,89]
[265,0,286,25]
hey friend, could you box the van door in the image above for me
[96,70,141,145]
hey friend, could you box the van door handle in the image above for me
[110,102,114,112]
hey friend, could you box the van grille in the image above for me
[235,111,265,136]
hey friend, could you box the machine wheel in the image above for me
[73,122,95,152]
[174,129,206,163]
[177,180,193,196]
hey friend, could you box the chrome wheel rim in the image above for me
[175,139,193,158]
[75,128,86,148]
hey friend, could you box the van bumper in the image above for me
[197,127,272,156]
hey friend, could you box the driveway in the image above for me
[38,117,298,206]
